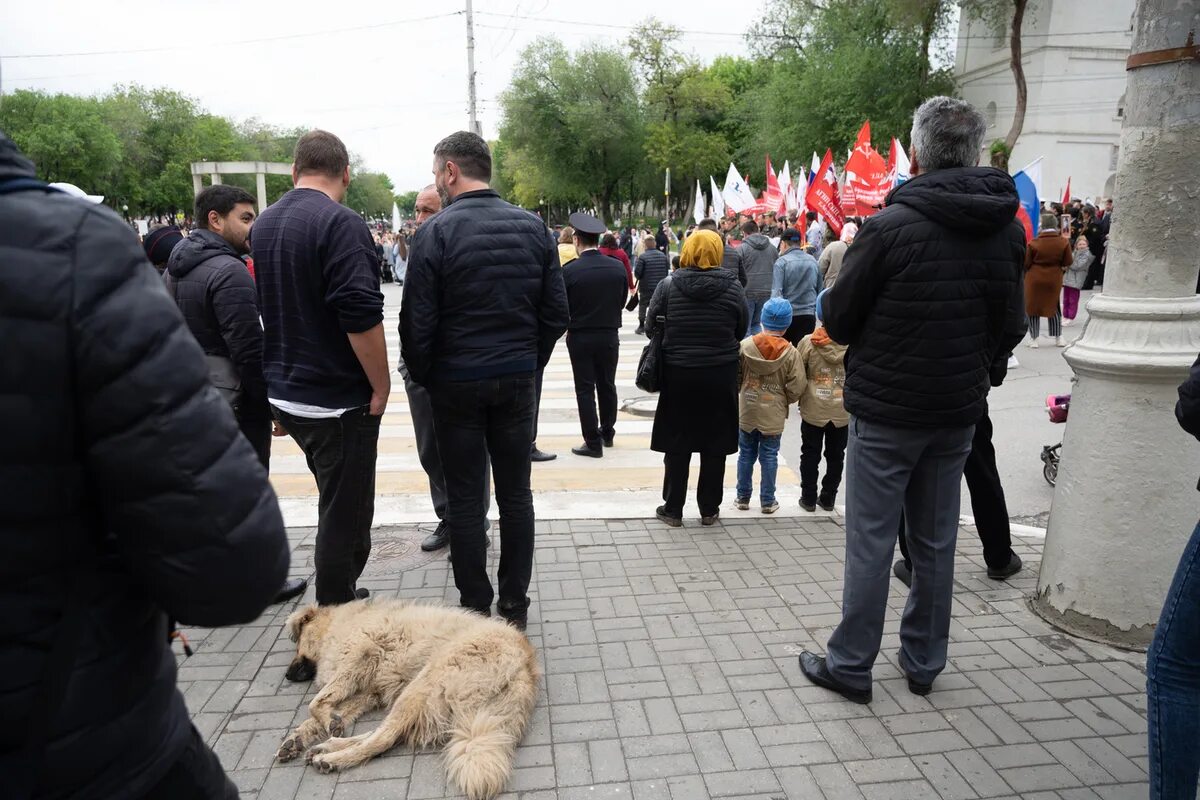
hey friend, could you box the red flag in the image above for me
[804,149,844,237]
[840,172,857,217]
[764,156,784,214]
[1061,177,1071,206]
[845,120,889,216]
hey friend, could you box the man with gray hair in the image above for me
[799,96,1027,703]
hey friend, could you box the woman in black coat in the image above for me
[645,229,748,526]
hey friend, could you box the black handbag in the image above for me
[625,291,639,312]
[635,279,671,393]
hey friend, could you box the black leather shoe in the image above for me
[421,521,449,552]
[700,512,720,526]
[635,325,645,335]
[655,506,683,528]
[603,435,615,448]
[273,578,308,604]
[354,587,370,600]
[798,651,872,704]
[987,552,1023,581]
[906,675,933,696]
[530,447,557,462]
[571,443,603,458]
[893,559,913,588]
[800,498,817,512]
[818,495,836,511]
[498,601,528,632]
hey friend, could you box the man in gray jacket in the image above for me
[733,220,779,335]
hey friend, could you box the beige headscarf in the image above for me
[679,229,723,269]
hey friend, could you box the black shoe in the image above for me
[987,552,1023,581]
[798,651,872,704]
[603,435,614,448]
[354,587,370,600]
[701,512,720,526]
[800,498,817,512]
[817,495,836,512]
[421,521,449,552]
[893,560,913,588]
[655,506,683,527]
[635,325,645,336]
[273,578,308,604]
[572,443,604,458]
[498,601,528,632]
[462,604,491,618]
[530,447,557,462]
[906,675,933,696]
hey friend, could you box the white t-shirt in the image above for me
[270,398,358,419]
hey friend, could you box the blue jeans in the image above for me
[1148,519,1200,800]
[746,297,768,336]
[736,429,781,505]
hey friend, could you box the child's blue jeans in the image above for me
[736,429,781,505]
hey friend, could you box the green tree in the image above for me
[345,169,396,219]
[0,90,122,194]
[395,189,419,217]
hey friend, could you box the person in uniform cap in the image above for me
[563,212,629,458]
[142,223,184,274]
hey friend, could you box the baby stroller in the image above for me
[1041,393,1070,486]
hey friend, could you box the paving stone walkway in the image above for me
[177,516,1150,800]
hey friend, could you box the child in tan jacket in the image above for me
[796,319,849,511]
[736,298,806,513]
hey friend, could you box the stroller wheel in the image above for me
[1043,460,1058,487]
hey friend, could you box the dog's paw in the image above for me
[310,754,340,774]
[327,712,345,737]
[277,737,304,762]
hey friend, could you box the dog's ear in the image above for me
[285,605,319,643]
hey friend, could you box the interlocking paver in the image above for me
[175,519,1150,800]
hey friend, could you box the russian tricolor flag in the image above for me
[1012,157,1043,243]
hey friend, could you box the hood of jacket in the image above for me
[808,326,848,364]
[744,233,771,250]
[0,132,37,182]
[887,167,1019,235]
[673,265,736,301]
[741,333,795,376]
[167,229,242,278]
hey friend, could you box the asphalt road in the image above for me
[780,290,1094,529]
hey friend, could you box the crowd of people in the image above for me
[3,91,1198,800]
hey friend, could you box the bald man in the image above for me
[399,185,489,551]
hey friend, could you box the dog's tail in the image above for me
[444,712,520,800]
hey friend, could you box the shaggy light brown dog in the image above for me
[276,599,540,800]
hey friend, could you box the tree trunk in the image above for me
[918,0,937,89]
[1003,0,1029,152]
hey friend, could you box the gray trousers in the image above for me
[401,367,490,519]
[826,416,975,691]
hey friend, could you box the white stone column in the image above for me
[256,172,268,211]
[210,172,222,186]
[1033,0,1200,648]
[192,174,203,197]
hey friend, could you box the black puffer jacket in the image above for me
[400,189,569,385]
[0,133,289,799]
[821,167,1027,428]
[634,248,670,296]
[646,267,748,368]
[164,229,268,419]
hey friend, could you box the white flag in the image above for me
[778,161,793,214]
[722,162,756,212]
[710,175,725,219]
[391,202,401,231]
[693,180,705,224]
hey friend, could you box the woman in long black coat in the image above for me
[645,229,749,526]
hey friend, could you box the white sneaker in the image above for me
[1055,336,1067,347]
[1007,355,1020,369]
[1028,339,1039,349]
[1062,318,1074,327]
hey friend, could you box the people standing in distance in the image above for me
[799,96,1027,704]
[598,232,634,292]
[806,210,825,260]
[655,221,670,253]
[633,235,670,336]
[1025,212,1072,348]
[703,217,748,288]
[401,131,569,630]
[819,222,857,289]
[252,130,390,612]
[771,227,822,346]
[732,220,779,336]
[563,212,630,459]
[142,223,183,274]
[398,185,491,554]
[0,128,288,799]
[646,230,749,527]
[557,226,578,268]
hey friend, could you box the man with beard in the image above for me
[165,184,305,603]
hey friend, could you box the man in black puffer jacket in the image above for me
[633,235,669,335]
[0,132,290,798]
[799,97,1027,705]
[401,131,568,629]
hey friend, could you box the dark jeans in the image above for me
[275,407,380,605]
[897,408,1014,572]
[799,421,848,505]
[785,314,817,347]
[431,374,537,615]
[531,367,545,448]
[1148,519,1200,800]
[138,724,238,800]
[662,451,725,518]
[237,411,272,470]
[567,330,619,449]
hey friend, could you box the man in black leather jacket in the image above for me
[0,131,290,799]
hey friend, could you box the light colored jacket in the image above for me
[797,327,849,428]
[818,240,849,289]
[772,247,821,316]
[738,334,805,435]
[1064,247,1092,290]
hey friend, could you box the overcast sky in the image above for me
[0,0,760,192]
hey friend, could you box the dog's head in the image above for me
[284,604,331,683]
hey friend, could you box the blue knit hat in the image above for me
[761,297,793,332]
